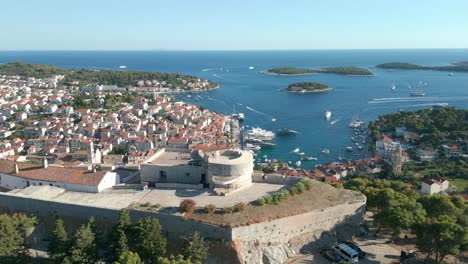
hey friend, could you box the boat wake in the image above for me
[330,118,341,125]
[245,106,271,117]
[369,96,468,104]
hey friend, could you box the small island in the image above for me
[376,62,468,73]
[263,66,374,76]
[284,82,333,93]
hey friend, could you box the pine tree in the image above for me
[48,218,69,264]
[0,214,26,263]
[68,223,98,264]
[133,218,166,263]
[182,231,209,263]
[109,209,132,261]
[115,251,142,264]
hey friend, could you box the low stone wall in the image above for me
[0,192,230,241]
[252,173,301,185]
[155,182,203,189]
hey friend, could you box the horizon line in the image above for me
[1,48,468,52]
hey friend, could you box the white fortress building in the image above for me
[141,148,254,194]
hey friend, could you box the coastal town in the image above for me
[0,64,467,264]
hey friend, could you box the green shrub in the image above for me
[265,196,273,204]
[223,206,235,214]
[271,194,281,205]
[205,204,216,214]
[290,186,299,196]
[280,189,289,200]
[296,182,305,193]
[234,202,246,212]
[142,202,151,207]
[256,197,266,206]
[300,178,313,190]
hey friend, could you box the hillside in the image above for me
[0,62,218,90]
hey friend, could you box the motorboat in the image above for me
[322,149,330,155]
[410,91,426,97]
[249,66,255,70]
[119,65,127,69]
[325,110,332,120]
[258,141,276,148]
[238,113,245,121]
[245,127,275,141]
[295,160,302,167]
[302,156,318,161]
[245,143,261,151]
[349,120,365,128]
[291,148,300,153]
[346,147,353,152]
[391,85,396,91]
[277,128,299,136]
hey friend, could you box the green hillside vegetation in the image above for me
[319,66,373,75]
[266,66,373,76]
[376,62,468,72]
[368,107,468,147]
[285,82,332,93]
[267,67,316,75]
[0,62,218,90]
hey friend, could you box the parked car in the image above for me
[320,248,342,263]
[342,241,366,258]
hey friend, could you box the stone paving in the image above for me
[138,182,285,207]
[7,183,285,209]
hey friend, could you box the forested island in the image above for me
[376,62,468,73]
[0,62,218,91]
[263,66,374,76]
[284,82,333,93]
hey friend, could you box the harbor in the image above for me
[4,50,468,169]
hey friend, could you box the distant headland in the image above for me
[0,62,219,92]
[262,66,374,76]
[375,62,468,73]
[283,82,333,93]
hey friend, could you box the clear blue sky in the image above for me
[1,0,467,50]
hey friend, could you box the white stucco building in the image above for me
[0,159,119,193]
[421,178,449,195]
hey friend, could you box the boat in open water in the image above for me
[277,128,299,136]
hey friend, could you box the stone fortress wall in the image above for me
[0,188,366,264]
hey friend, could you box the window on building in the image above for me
[39,183,43,186]
[185,173,190,177]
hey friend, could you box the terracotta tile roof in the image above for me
[0,159,42,174]
[16,166,107,186]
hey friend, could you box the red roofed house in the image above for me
[0,159,119,193]
[421,177,449,195]
[166,137,189,151]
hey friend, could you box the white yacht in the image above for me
[325,110,332,120]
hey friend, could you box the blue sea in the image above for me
[1,50,468,167]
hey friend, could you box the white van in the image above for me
[333,243,359,263]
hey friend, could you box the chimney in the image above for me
[14,163,19,174]
[43,158,48,169]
